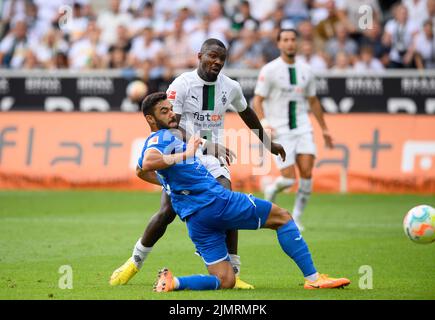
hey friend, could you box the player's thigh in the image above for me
[186,212,229,267]
[221,192,272,231]
[216,175,236,248]
[262,203,292,230]
[207,260,235,289]
[295,133,316,178]
[216,175,232,190]
[158,189,176,224]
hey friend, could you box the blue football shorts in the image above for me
[185,191,272,266]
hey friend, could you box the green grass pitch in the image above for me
[0,191,434,300]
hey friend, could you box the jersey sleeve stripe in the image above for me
[145,146,164,155]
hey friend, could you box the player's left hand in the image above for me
[323,130,334,149]
[271,142,286,162]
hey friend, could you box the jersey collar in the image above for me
[279,56,296,67]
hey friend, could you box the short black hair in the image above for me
[141,92,167,117]
[277,28,299,41]
[200,38,226,53]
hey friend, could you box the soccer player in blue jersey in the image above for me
[138,92,350,291]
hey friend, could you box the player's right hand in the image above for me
[222,146,236,165]
[271,142,286,162]
[205,142,236,165]
[186,136,202,159]
[322,130,334,149]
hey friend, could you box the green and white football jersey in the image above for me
[167,70,247,144]
[255,57,316,137]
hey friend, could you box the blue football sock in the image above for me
[277,219,317,277]
[177,274,221,290]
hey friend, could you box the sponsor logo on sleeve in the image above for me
[147,136,159,146]
[167,90,176,100]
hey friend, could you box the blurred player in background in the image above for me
[253,29,333,231]
[137,92,350,292]
[110,38,285,289]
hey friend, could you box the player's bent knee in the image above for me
[271,208,291,229]
[300,171,312,179]
[209,265,235,289]
[298,163,314,179]
[265,207,291,230]
[158,206,176,225]
[277,208,292,227]
[218,273,235,289]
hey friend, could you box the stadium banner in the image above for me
[1,70,435,114]
[0,113,434,193]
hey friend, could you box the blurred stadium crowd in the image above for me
[0,0,434,82]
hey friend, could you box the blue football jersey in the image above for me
[138,129,230,220]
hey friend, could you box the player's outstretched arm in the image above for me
[308,96,333,149]
[238,107,286,161]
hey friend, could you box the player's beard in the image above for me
[198,62,222,82]
[200,67,219,82]
[206,72,218,82]
[155,118,177,130]
[207,65,221,81]
[286,52,296,59]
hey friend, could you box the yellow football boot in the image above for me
[234,276,254,289]
[109,258,139,286]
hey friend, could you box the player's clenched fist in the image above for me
[185,136,202,159]
[271,142,286,162]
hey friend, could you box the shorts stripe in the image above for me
[247,194,256,207]
[202,253,229,266]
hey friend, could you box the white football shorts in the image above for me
[273,132,317,170]
[196,149,231,181]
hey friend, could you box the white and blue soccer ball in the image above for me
[403,205,435,244]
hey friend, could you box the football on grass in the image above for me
[403,205,435,244]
